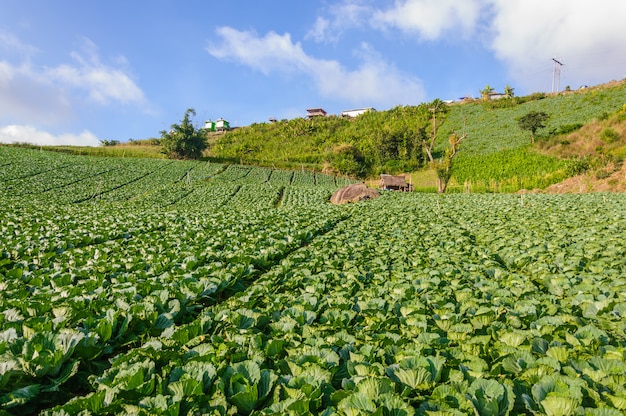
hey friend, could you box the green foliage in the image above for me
[208,83,626,188]
[565,156,591,176]
[330,143,367,178]
[600,127,620,143]
[440,84,626,157]
[2,149,626,414]
[549,122,584,136]
[518,111,551,143]
[451,147,569,192]
[99,139,120,147]
[160,108,207,159]
[213,104,438,177]
[480,84,495,100]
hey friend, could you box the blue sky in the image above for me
[1,0,626,146]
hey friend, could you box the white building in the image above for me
[340,108,376,118]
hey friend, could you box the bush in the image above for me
[565,157,590,176]
[331,143,367,178]
[600,127,620,143]
[550,123,583,136]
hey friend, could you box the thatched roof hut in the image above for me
[380,174,413,192]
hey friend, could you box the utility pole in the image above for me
[552,56,563,93]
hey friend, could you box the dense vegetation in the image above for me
[212,81,626,191]
[1,146,626,415]
[214,105,435,178]
[16,81,626,193]
[160,109,208,160]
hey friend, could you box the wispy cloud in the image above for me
[207,27,425,107]
[0,34,145,125]
[305,1,372,43]
[45,38,145,105]
[0,31,39,58]
[0,124,100,146]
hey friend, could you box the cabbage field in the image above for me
[1,146,626,415]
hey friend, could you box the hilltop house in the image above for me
[341,108,376,118]
[204,118,230,132]
[486,92,507,100]
[306,108,327,118]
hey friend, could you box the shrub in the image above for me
[550,123,583,136]
[600,127,620,143]
[565,157,590,176]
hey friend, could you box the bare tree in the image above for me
[422,99,447,163]
[435,122,468,193]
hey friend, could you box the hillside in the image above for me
[21,80,626,193]
[211,80,626,192]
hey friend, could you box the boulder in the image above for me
[330,183,380,205]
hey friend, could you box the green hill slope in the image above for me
[212,81,626,192]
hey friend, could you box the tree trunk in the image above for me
[437,177,448,193]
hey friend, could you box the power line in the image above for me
[552,56,564,93]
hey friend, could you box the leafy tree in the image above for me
[518,111,550,143]
[331,143,367,177]
[160,108,207,159]
[99,139,120,147]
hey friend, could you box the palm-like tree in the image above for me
[480,85,494,100]
[504,84,515,98]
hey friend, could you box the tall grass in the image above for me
[450,147,569,192]
[44,145,166,158]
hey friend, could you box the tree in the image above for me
[160,108,208,159]
[435,123,468,193]
[517,111,550,144]
[422,99,449,163]
[504,84,515,98]
[480,85,494,100]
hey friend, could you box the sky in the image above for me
[1,0,626,147]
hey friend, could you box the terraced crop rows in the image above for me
[1,147,626,415]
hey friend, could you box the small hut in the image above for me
[380,174,413,192]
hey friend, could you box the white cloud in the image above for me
[0,125,100,146]
[47,63,145,105]
[0,60,74,124]
[373,0,485,40]
[305,1,372,43]
[208,28,310,75]
[208,27,425,107]
[45,38,145,105]
[488,0,626,90]
[0,31,39,58]
[0,34,145,125]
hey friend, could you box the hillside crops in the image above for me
[1,147,626,415]
[440,85,626,157]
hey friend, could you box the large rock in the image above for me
[330,183,380,205]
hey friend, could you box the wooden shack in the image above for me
[380,174,413,192]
